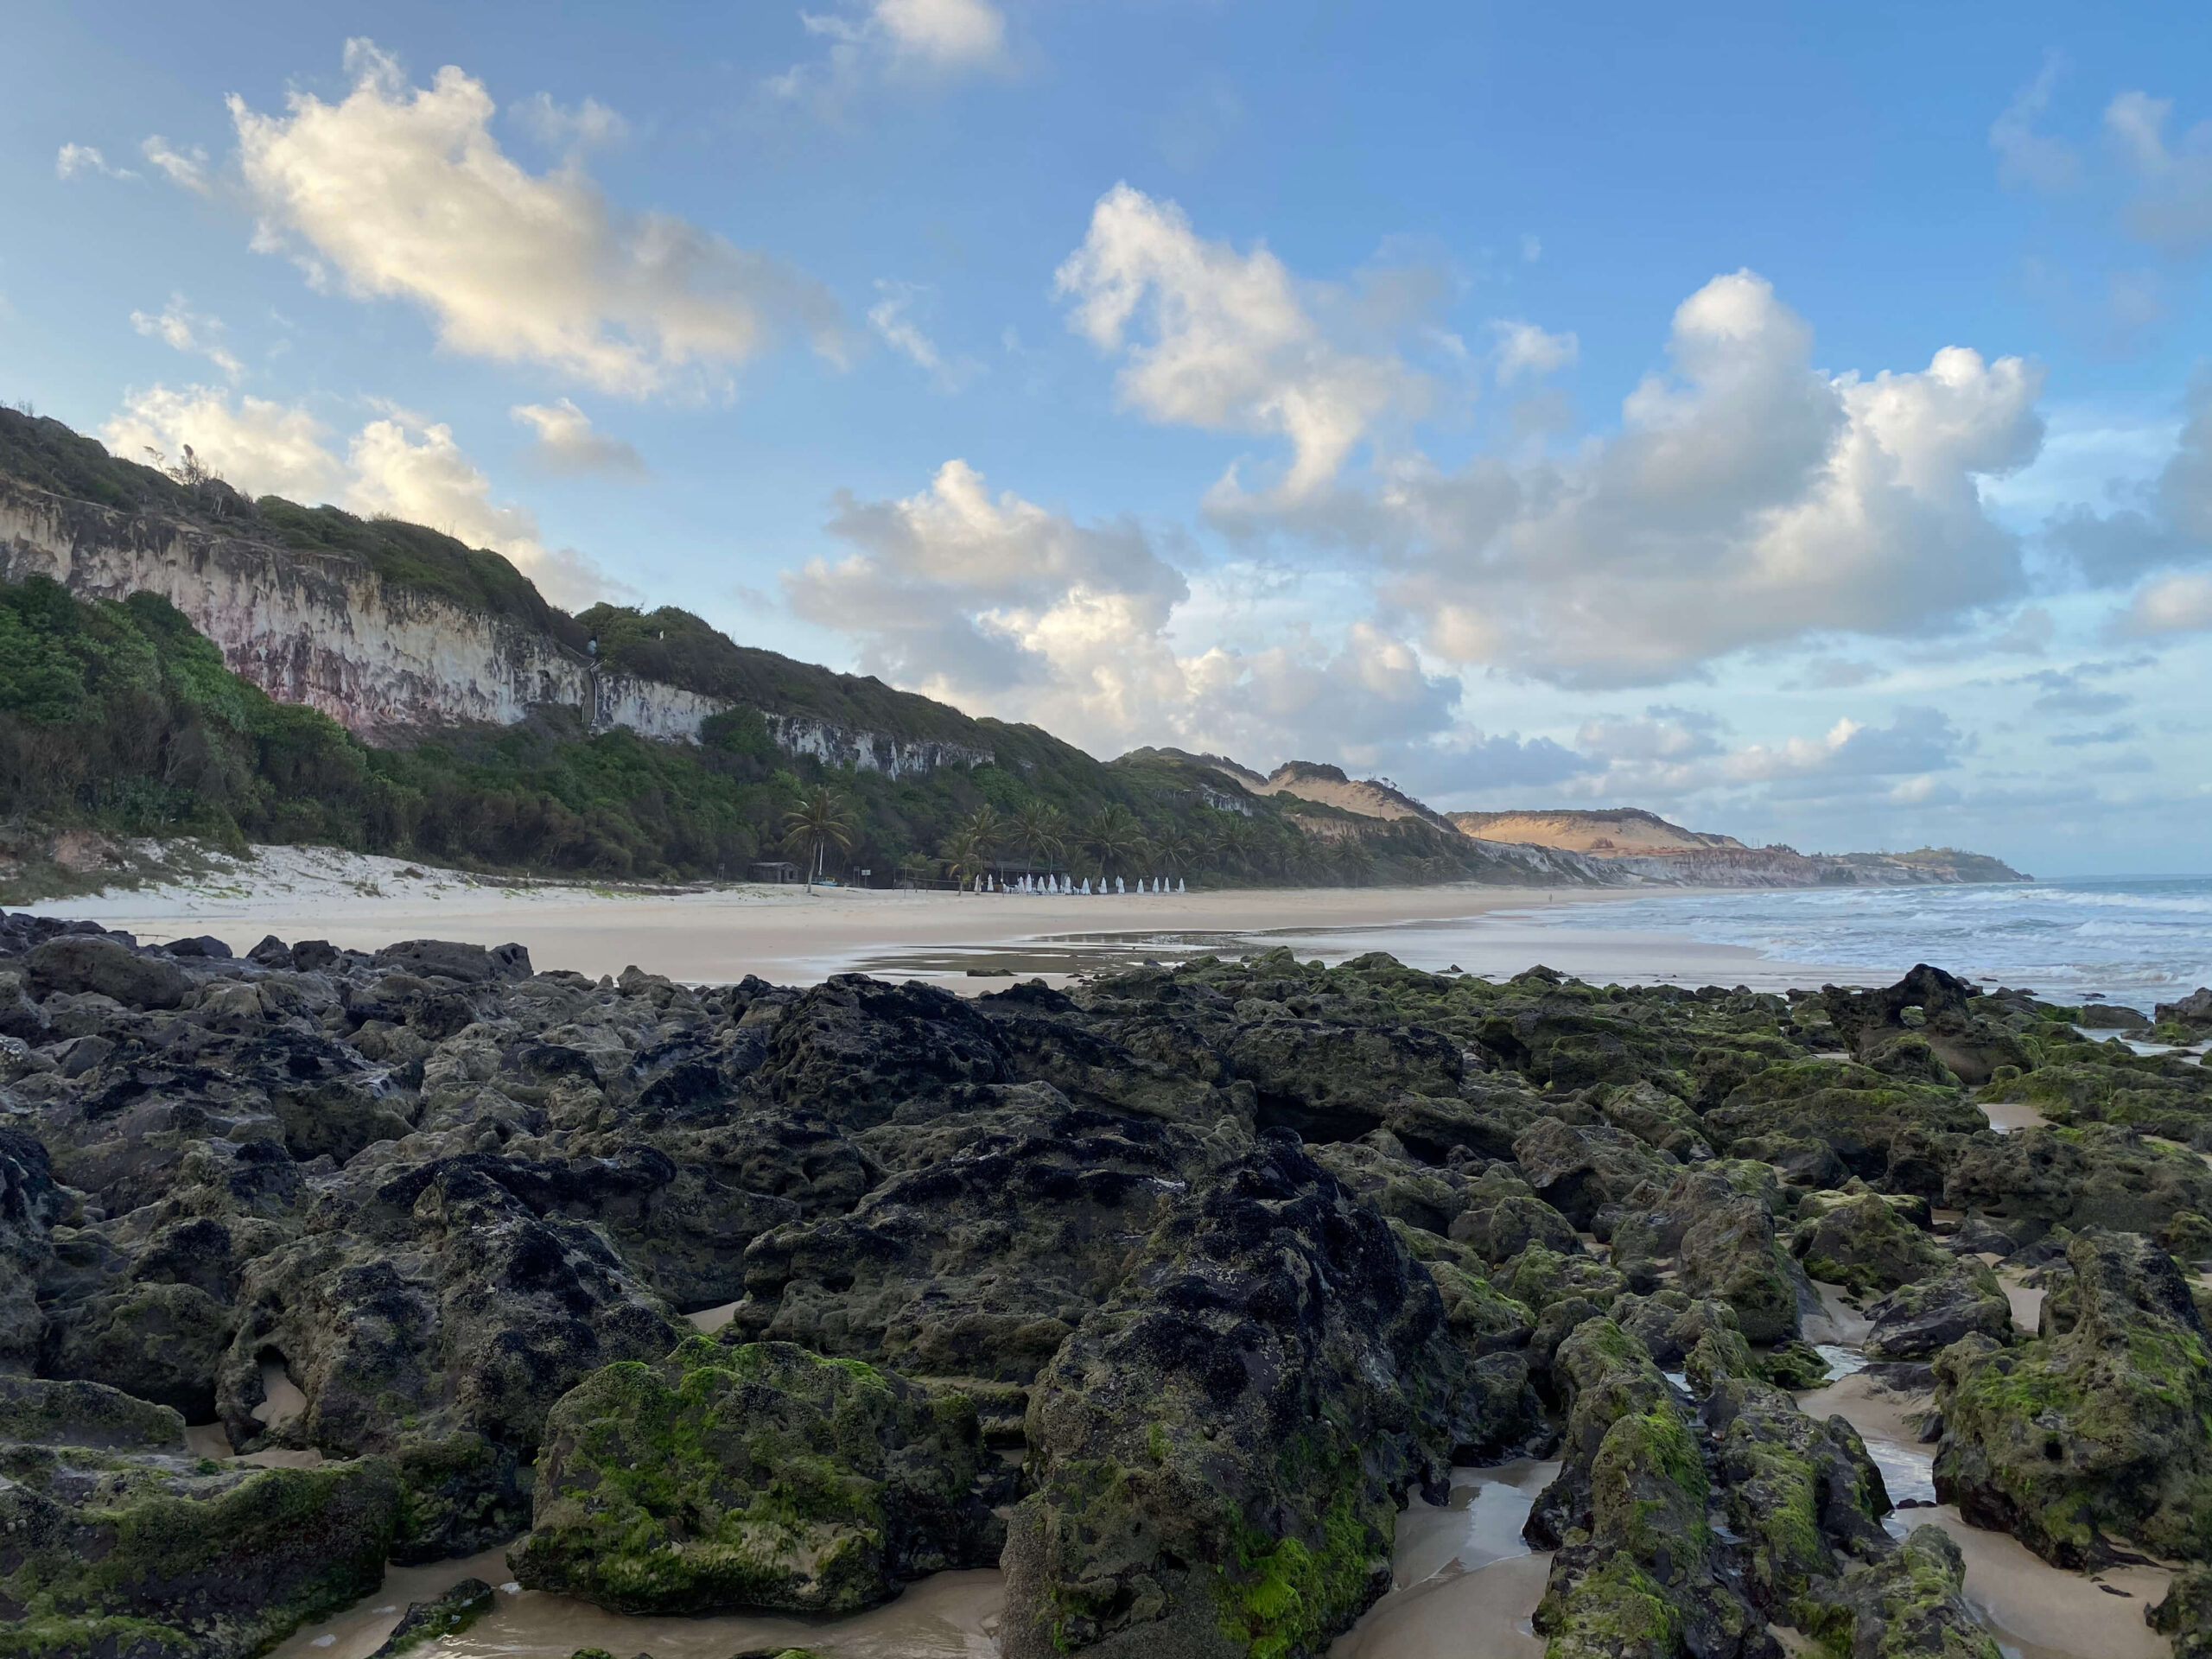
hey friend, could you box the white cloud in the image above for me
[140,136,212,194]
[1054,183,1425,503]
[101,384,345,504]
[130,295,243,379]
[1377,271,2045,686]
[56,143,137,181]
[227,40,844,397]
[2119,571,2212,636]
[512,92,629,149]
[1991,54,2080,193]
[773,0,1008,112]
[782,458,1462,765]
[2105,89,2212,252]
[100,384,629,607]
[1491,320,1577,385]
[870,0,1006,66]
[511,398,647,476]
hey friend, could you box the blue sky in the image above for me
[4,1,2209,874]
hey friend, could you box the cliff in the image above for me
[0,410,996,779]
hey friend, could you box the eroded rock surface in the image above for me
[3,917,2209,1656]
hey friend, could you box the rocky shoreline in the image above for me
[3,911,2211,1659]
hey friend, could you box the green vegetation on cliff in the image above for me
[0,572,1514,898]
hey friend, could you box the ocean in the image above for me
[1262,875,2212,1013]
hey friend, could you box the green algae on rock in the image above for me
[1935,1227,2212,1567]
[511,1337,1001,1615]
[1000,1134,1477,1659]
[0,1377,398,1659]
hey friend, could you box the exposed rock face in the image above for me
[1935,1228,2212,1566]
[3,919,2204,1657]
[513,1338,1001,1613]
[0,475,989,779]
[1863,1259,2012,1361]
[0,1374,400,1659]
[0,475,720,742]
[1001,1134,1476,1659]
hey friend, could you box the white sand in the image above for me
[28,844,1870,990]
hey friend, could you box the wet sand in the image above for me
[1981,1098,2051,1134]
[31,845,1871,990]
[267,1550,1005,1659]
[1331,1461,1559,1659]
[1800,1352,2171,1659]
[1797,1371,1937,1453]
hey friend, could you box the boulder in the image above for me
[2150,1564,2212,1659]
[0,1375,399,1659]
[372,938,531,984]
[1863,1260,2012,1361]
[2156,989,2212,1029]
[999,1134,1475,1659]
[24,933,192,1009]
[1789,1192,1949,1295]
[1804,1525,2000,1659]
[1513,1117,1676,1230]
[1527,1319,1764,1659]
[512,1338,1000,1614]
[1934,1228,2212,1565]
[1702,1375,1891,1611]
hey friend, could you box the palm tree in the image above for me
[781,785,856,887]
[1151,823,1197,880]
[1078,803,1148,883]
[1013,800,1068,869]
[938,827,990,889]
[962,804,1007,870]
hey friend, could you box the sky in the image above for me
[3,1,2209,875]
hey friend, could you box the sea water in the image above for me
[1250,876,2212,1012]
[1532,875,2212,1012]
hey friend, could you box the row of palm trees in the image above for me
[777,784,1409,889]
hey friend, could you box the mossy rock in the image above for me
[1802,1523,2001,1659]
[1934,1229,2212,1566]
[1864,1259,2011,1362]
[1789,1191,1948,1296]
[0,1448,400,1659]
[512,1337,998,1615]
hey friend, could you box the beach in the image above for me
[26,844,1878,990]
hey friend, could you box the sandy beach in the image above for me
[21,844,1876,990]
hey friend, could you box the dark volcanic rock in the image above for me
[999,1133,1476,1659]
[2,924,2191,1656]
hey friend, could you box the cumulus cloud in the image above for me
[783,458,1466,766]
[130,295,243,379]
[2106,89,2212,252]
[2118,571,2212,635]
[2045,374,2212,582]
[100,384,630,607]
[1991,54,2080,193]
[1377,271,2044,686]
[55,143,137,181]
[1054,183,1427,504]
[511,399,647,477]
[101,384,345,504]
[227,40,845,396]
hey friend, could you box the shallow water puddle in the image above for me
[267,1552,1004,1659]
[1329,1460,1559,1659]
